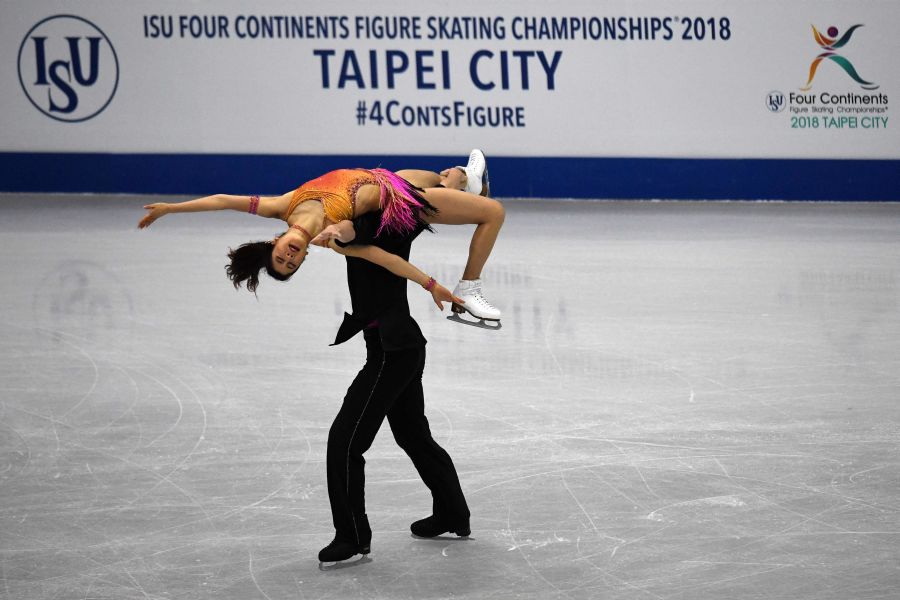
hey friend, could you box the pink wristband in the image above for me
[248,195,260,215]
[424,277,436,291]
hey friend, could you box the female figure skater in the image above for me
[138,153,503,326]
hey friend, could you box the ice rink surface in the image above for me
[1,195,898,600]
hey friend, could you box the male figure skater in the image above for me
[318,207,472,563]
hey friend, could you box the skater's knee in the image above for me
[391,434,411,453]
[391,430,416,453]
[487,198,505,225]
[327,431,350,455]
[389,422,432,453]
[328,434,371,463]
[349,435,376,457]
[327,423,352,450]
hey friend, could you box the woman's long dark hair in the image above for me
[225,240,293,294]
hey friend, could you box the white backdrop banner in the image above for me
[2,0,897,159]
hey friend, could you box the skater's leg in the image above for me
[395,169,442,189]
[326,346,381,546]
[387,347,470,528]
[326,331,423,550]
[396,168,468,194]
[419,187,505,281]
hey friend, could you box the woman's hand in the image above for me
[311,221,355,247]
[138,203,171,228]
[429,282,464,311]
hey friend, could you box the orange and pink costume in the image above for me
[282,168,436,237]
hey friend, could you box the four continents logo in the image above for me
[801,24,878,90]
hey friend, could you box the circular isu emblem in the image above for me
[17,14,119,123]
[766,91,786,113]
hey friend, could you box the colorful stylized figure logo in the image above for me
[17,15,119,122]
[801,24,878,91]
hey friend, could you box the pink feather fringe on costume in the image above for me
[368,168,435,237]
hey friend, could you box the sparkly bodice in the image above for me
[282,169,371,223]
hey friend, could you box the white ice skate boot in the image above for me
[448,279,501,330]
[456,149,491,197]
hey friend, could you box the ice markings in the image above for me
[647,494,747,522]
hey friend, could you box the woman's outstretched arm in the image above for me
[328,241,463,311]
[138,193,287,228]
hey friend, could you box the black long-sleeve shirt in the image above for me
[331,211,429,350]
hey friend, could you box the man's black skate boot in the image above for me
[319,514,371,562]
[410,515,470,538]
[317,538,370,562]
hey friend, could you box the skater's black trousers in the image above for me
[326,328,470,543]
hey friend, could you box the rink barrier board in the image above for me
[0,152,897,201]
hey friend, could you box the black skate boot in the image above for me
[410,515,470,538]
[319,514,371,562]
[317,538,370,562]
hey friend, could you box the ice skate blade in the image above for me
[411,533,472,541]
[447,313,502,330]
[318,554,372,571]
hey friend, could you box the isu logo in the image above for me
[17,15,119,122]
[766,91,786,113]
